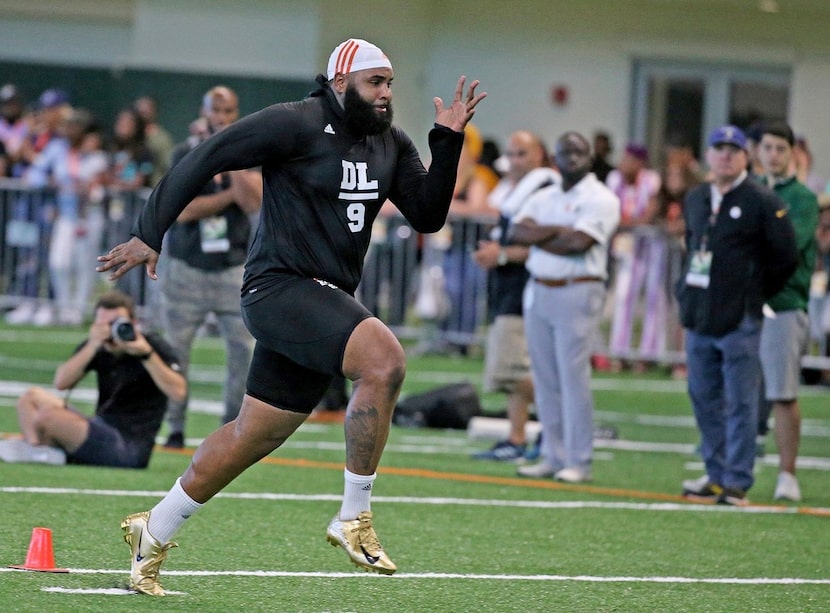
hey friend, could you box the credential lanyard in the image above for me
[685,205,718,289]
[698,208,718,252]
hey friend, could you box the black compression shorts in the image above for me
[68,415,152,468]
[241,275,373,413]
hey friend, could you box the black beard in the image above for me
[343,85,392,136]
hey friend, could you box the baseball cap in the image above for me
[326,38,392,81]
[0,83,21,103]
[708,125,747,149]
[37,88,70,109]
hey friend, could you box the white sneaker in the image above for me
[5,301,36,325]
[554,467,592,483]
[0,439,66,464]
[517,462,556,478]
[682,474,711,494]
[58,307,83,326]
[774,471,801,502]
[32,303,55,327]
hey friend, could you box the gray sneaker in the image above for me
[517,462,557,478]
[554,467,592,483]
[681,474,710,494]
[0,439,66,465]
[471,440,526,462]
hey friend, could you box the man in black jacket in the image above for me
[677,125,797,506]
[98,38,485,594]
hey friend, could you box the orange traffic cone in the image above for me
[8,527,69,573]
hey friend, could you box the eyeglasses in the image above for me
[506,150,528,158]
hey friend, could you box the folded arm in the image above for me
[509,218,597,255]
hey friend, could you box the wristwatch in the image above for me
[497,248,508,266]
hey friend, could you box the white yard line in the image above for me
[2,486,828,515]
[9,570,825,587]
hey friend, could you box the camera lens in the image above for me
[111,317,136,342]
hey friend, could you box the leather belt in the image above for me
[534,276,603,287]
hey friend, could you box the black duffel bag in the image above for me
[393,382,481,430]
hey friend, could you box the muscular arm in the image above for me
[509,218,597,255]
[55,324,186,404]
[53,319,113,390]
[473,240,530,269]
[175,184,236,222]
[230,168,263,215]
[175,170,262,223]
[389,76,485,233]
[132,107,291,251]
[139,351,187,404]
[117,332,187,403]
[53,342,99,390]
[388,126,464,233]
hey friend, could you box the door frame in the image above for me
[630,58,791,161]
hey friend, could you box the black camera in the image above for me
[110,316,136,342]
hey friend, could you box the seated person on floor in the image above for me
[0,290,186,468]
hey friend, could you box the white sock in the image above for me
[339,469,376,520]
[147,477,204,543]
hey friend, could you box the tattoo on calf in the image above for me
[345,405,380,473]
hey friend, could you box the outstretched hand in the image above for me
[433,76,487,133]
[96,236,159,281]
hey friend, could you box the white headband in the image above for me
[327,38,392,80]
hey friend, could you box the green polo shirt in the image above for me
[766,176,819,312]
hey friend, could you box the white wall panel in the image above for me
[0,18,131,66]
[1,0,830,175]
[790,57,830,189]
[129,0,318,78]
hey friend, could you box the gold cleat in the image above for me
[121,511,177,596]
[326,511,397,575]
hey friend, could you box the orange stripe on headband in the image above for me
[344,43,360,73]
[339,40,360,75]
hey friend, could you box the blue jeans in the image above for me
[685,315,761,491]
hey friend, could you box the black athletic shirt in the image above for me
[78,333,181,448]
[491,213,529,317]
[165,140,252,271]
[133,77,464,296]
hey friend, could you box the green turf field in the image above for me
[1,323,829,612]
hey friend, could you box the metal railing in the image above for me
[0,179,153,312]
[0,182,494,348]
[2,181,829,372]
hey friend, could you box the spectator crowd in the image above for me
[2,78,829,507]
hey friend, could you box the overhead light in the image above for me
[758,0,779,13]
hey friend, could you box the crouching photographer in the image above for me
[0,290,186,468]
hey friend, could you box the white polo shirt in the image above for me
[514,173,620,280]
